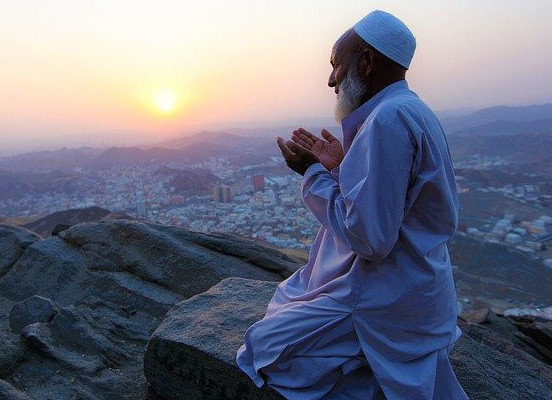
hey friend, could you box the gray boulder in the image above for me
[60,220,295,298]
[146,278,552,400]
[9,296,59,334]
[0,220,296,400]
[0,225,39,280]
[453,315,552,400]
[145,278,284,400]
[0,236,87,304]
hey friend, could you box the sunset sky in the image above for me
[1,0,551,153]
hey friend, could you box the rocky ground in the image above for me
[1,218,551,400]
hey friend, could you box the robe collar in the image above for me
[341,80,409,153]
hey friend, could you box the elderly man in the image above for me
[237,10,468,400]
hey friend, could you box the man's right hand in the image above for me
[291,128,344,171]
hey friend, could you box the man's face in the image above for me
[329,37,367,122]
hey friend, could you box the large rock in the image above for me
[9,296,59,334]
[0,236,87,304]
[60,220,295,298]
[146,278,552,400]
[3,218,551,400]
[0,219,294,306]
[0,225,39,280]
[452,316,552,400]
[145,278,284,400]
[22,206,114,237]
[0,220,297,400]
[506,315,552,364]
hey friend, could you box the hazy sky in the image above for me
[1,0,551,152]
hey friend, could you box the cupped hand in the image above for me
[276,136,320,176]
[291,128,343,170]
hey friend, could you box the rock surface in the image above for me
[22,206,115,237]
[9,296,59,334]
[145,278,284,400]
[453,315,552,400]
[146,278,552,400]
[0,225,39,280]
[0,379,33,400]
[1,218,551,399]
[0,219,296,400]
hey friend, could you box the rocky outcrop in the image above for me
[9,296,59,334]
[453,314,552,399]
[1,218,552,399]
[0,225,39,280]
[146,278,552,400]
[0,219,296,400]
[145,278,284,400]
[22,206,115,237]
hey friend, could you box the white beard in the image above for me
[334,67,367,123]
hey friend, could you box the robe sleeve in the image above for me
[301,111,415,261]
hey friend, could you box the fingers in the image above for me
[276,136,296,159]
[286,140,308,156]
[278,136,312,158]
[321,129,337,143]
[291,134,312,149]
[293,128,317,143]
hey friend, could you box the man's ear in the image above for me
[358,48,375,78]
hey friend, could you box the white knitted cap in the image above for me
[353,10,416,69]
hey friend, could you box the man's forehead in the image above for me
[332,29,361,59]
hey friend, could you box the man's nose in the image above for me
[328,71,336,88]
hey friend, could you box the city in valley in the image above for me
[1,104,552,311]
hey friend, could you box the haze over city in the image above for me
[1,0,551,153]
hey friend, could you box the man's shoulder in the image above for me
[372,90,439,128]
[368,93,418,127]
[377,87,425,112]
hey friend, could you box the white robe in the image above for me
[237,80,468,400]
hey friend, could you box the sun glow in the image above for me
[152,90,178,115]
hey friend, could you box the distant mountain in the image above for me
[448,131,552,171]
[154,131,257,150]
[0,147,102,172]
[470,103,552,122]
[0,103,549,174]
[454,118,552,137]
[178,141,239,162]
[435,108,476,119]
[223,125,341,139]
[154,166,220,195]
[152,131,282,166]
[442,103,552,134]
[0,169,81,201]
[87,147,186,169]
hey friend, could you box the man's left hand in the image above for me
[277,137,320,175]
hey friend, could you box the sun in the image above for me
[152,90,178,115]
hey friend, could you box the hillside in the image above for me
[441,103,552,133]
[449,132,552,166]
[0,218,551,399]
